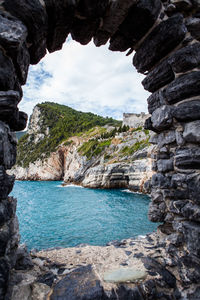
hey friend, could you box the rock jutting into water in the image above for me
[9,103,155,194]
[0,0,200,299]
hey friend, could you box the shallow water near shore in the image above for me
[11,181,158,250]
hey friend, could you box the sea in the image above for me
[11,181,158,250]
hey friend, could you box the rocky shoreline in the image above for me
[10,108,155,193]
[8,231,182,300]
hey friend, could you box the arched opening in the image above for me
[0,0,200,299]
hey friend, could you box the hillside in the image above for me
[16,102,121,168]
[10,103,155,193]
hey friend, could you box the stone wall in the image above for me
[122,112,150,128]
[0,0,200,299]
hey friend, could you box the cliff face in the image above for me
[10,104,155,193]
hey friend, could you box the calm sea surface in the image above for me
[11,181,158,250]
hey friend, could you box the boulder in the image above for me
[142,59,175,93]
[50,265,106,300]
[3,0,48,64]
[133,14,186,73]
[109,0,161,51]
[183,121,200,143]
[163,71,200,104]
[173,100,200,121]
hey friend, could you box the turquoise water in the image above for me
[11,181,158,250]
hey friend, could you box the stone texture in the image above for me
[71,0,109,45]
[169,42,200,73]
[175,147,200,170]
[94,0,138,47]
[50,265,105,300]
[0,197,16,227]
[163,71,200,104]
[133,14,186,73]
[186,17,200,40]
[3,0,48,64]
[151,105,173,131]
[44,0,77,53]
[0,257,10,300]
[173,100,200,121]
[147,91,167,114]
[183,121,200,143]
[0,49,16,91]
[0,121,17,169]
[157,158,174,172]
[142,60,175,93]
[0,167,15,200]
[0,91,27,131]
[0,12,29,84]
[109,0,162,51]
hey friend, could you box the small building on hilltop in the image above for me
[122,112,150,129]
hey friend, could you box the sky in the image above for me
[20,36,150,120]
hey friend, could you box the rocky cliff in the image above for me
[10,103,155,193]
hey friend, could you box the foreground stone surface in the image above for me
[7,233,185,300]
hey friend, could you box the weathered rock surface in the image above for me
[133,14,186,73]
[163,71,200,104]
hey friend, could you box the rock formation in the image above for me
[0,0,200,299]
[10,104,154,193]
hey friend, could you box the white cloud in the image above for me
[19,37,150,120]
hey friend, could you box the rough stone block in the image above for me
[169,43,200,73]
[186,17,200,40]
[151,173,171,189]
[0,168,15,200]
[181,202,200,222]
[175,147,200,170]
[153,130,176,148]
[151,105,173,131]
[94,0,137,46]
[187,175,200,204]
[181,221,200,257]
[3,0,48,64]
[173,100,200,122]
[133,14,186,73]
[147,91,167,114]
[44,0,78,53]
[157,158,174,173]
[71,0,109,45]
[109,0,161,51]
[0,12,27,49]
[0,13,29,84]
[142,60,175,93]
[0,197,17,227]
[178,255,200,285]
[148,201,166,222]
[183,121,200,143]
[163,71,200,105]
[71,18,100,45]
[50,265,105,300]
[0,49,16,91]
[0,121,17,169]
[0,257,10,300]
[0,91,20,131]
[11,111,28,132]
[142,257,176,288]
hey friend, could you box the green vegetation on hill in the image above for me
[17,102,121,167]
[78,139,112,160]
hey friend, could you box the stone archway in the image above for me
[0,0,200,299]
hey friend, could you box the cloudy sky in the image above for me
[20,37,150,120]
